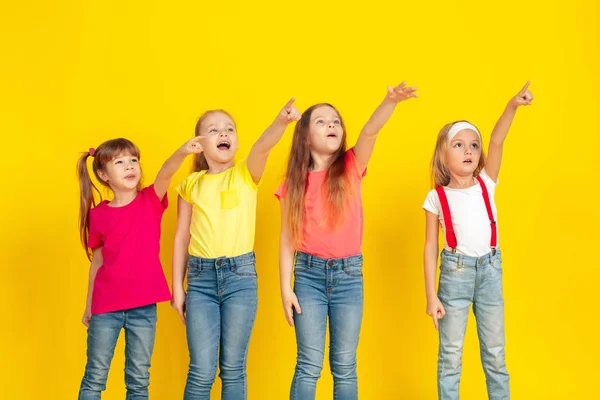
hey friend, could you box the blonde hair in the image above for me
[193,110,236,172]
[430,120,486,188]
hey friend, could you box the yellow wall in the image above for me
[1,1,597,398]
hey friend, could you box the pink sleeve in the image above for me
[87,208,103,249]
[145,185,169,215]
[346,148,367,180]
[274,181,287,200]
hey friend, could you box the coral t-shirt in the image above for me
[275,149,366,258]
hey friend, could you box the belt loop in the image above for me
[307,253,312,267]
[343,257,348,268]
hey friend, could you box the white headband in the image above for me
[448,122,480,142]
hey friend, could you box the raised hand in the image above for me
[276,97,301,124]
[386,81,418,103]
[510,81,534,108]
[181,136,206,155]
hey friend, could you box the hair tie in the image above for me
[89,148,96,157]
[448,122,480,142]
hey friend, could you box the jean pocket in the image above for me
[231,263,257,277]
[343,265,363,277]
[491,256,503,272]
[293,262,309,273]
[440,257,461,273]
[187,265,202,279]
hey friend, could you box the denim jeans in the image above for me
[78,303,157,400]
[290,251,364,400]
[437,249,509,400]
[184,252,258,400]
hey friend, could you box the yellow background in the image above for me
[1,0,597,398]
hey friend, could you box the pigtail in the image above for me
[77,152,102,261]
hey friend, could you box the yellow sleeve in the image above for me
[236,159,260,190]
[175,172,201,203]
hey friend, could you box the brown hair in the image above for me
[193,110,236,172]
[284,103,353,245]
[430,120,486,187]
[76,138,141,260]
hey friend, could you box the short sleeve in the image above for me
[176,172,201,203]
[87,208,103,249]
[274,181,287,200]
[236,158,260,189]
[422,190,440,216]
[478,168,498,187]
[346,149,367,180]
[144,184,168,214]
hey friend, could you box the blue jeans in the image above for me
[290,251,364,400]
[437,249,510,400]
[184,252,258,400]
[78,303,157,400]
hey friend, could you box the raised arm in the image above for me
[353,82,418,172]
[247,98,301,184]
[485,81,533,182]
[154,137,205,200]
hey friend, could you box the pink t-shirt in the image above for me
[275,149,366,258]
[88,185,172,314]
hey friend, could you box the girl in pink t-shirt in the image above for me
[275,82,418,399]
[76,136,203,399]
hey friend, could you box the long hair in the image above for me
[430,120,486,188]
[192,110,236,172]
[76,138,141,260]
[284,103,353,245]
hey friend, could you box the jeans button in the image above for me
[478,259,483,265]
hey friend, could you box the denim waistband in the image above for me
[295,251,363,269]
[441,248,501,268]
[188,251,255,269]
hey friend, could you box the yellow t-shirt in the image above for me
[176,159,259,258]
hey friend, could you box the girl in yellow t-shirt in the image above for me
[172,99,300,399]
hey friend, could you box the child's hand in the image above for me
[171,288,187,325]
[386,81,418,103]
[426,296,446,330]
[281,287,302,327]
[82,307,92,327]
[180,136,206,155]
[275,98,301,125]
[509,81,534,108]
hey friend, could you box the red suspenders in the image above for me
[435,175,497,253]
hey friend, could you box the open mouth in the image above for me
[327,132,337,138]
[463,159,473,164]
[217,140,231,150]
[124,174,136,180]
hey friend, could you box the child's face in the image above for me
[445,129,482,177]
[308,105,344,155]
[98,151,141,191]
[200,112,238,165]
